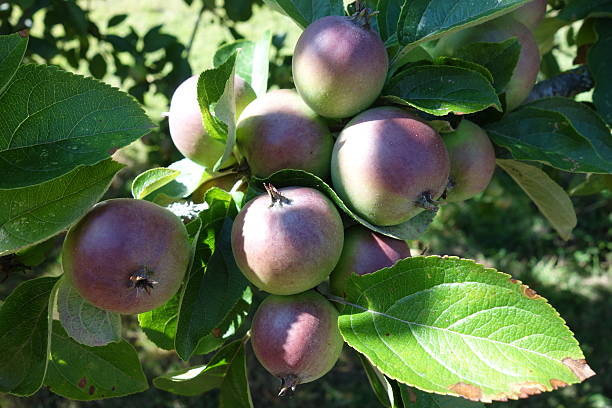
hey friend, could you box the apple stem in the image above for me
[278,375,299,397]
[415,192,440,212]
[264,183,292,207]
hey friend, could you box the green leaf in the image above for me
[570,174,612,196]
[526,98,612,167]
[250,169,435,241]
[358,353,399,407]
[0,159,124,255]
[589,19,612,127]
[396,0,528,46]
[486,102,612,174]
[262,0,344,28]
[435,57,494,86]
[45,321,148,400]
[146,158,211,204]
[0,32,28,96]
[153,338,248,397]
[377,0,403,43]
[0,276,59,395]
[175,217,250,360]
[403,387,485,407]
[383,65,501,116]
[558,0,612,21]
[213,31,272,97]
[56,278,121,347]
[194,285,252,355]
[452,38,521,94]
[131,167,181,199]
[107,14,128,28]
[197,54,236,171]
[497,159,577,240]
[338,256,595,403]
[0,64,154,189]
[219,339,253,408]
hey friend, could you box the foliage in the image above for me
[0,0,610,407]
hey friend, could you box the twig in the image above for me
[524,65,594,103]
[186,1,207,58]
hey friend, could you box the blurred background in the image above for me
[0,0,610,407]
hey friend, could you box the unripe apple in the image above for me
[251,290,343,395]
[442,120,496,202]
[169,74,255,169]
[231,186,344,295]
[62,199,190,314]
[236,89,333,178]
[434,18,540,111]
[292,15,388,118]
[331,107,450,226]
[330,225,411,297]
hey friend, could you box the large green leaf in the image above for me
[339,256,595,403]
[396,0,528,46]
[250,169,436,241]
[213,31,272,97]
[486,101,612,174]
[0,276,59,395]
[154,338,251,402]
[0,64,154,189]
[452,38,521,94]
[175,217,250,360]
[0,159,124,255]
[56,278,121,347]
[383,65,500,116]
[45,321,148,400]
[588,20,612,127]
[497,160,577,240]
[262,0,344,28]
[0,32,28,95]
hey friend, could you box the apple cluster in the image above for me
[59,0,546,396]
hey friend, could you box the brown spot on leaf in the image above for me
[562,358,596,381]
[89,385,95,395]
[112,385,116,391]
[515,381,546,398]
[408,387,417,403]
[385,333,390,336]
[78,377,87,388]
[18,29,29,38]
[450,382,482,401]
[550,379,567,390]
[108,147,119,155]
[212,328,222,338]
[509,278,541,299]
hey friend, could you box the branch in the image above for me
[524,65,594,103]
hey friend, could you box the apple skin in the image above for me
[509,0,547,30]
[169,74,255,169]
[62,199,190,315]
[331,106,450,226]
[292,15,388,119]
[330,225,411,297]
[236,89,333,179]
[250,290,344,390]
[434,18,540,112]
[231,186,344,295]
[442,120,496,202]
